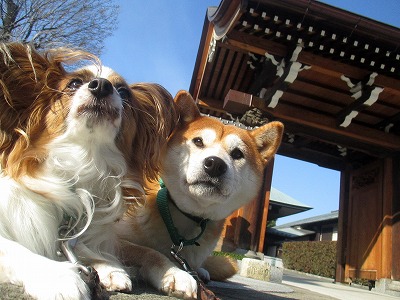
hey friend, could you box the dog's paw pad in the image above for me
[161,267,197,299]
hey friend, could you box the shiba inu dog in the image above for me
[117,91,284,299]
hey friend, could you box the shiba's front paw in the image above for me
[161,267,197,299]
[93,263,132,292]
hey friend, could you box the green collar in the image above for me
[156,184,209,247]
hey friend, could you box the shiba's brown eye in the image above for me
[192,137,204,148]
[231,148,244,160]
[67,79,83,91]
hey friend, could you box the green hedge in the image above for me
[282,241,337,278]
[212,251,245,261]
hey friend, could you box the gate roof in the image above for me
[190,0,400,170]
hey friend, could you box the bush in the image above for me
[282,241,337,278]
[212,251,245,261]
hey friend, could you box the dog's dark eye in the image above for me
[192,137,204,148]
[231,148,244,160]
[117,87,130,100]
[67,79,83,91]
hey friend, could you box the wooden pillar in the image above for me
[234,158,274,252]
[256,158,275,253]
[335,165,350,283]
[236,200,257,250]
[392,156,400,280]
[382,157,393,279]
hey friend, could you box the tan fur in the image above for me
[118,83,178,203]
[117,90,284,298]
[202,256,239,282]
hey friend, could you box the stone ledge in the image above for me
[388,280,400,292]
[239,257,283,283]
[374,278,400,297]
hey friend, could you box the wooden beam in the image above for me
[223,89,400,153]
[266,101,400,153]
[191,22,216,101]
[376,112,400,132]
[278,142,346,170]
[225,30,400,93]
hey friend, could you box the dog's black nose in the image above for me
[88,78,113,98]
[203,156,227,177]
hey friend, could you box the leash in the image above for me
[156,181,220,300]
[58,214,107,299]
[171,245,221,300]
[156,185,209,247]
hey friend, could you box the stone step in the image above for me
[388,280,400,292]
[239,257,283,283]
[373,279,400,297]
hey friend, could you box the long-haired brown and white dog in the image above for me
[0,43,175,299]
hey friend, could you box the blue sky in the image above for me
[100,1,400,226]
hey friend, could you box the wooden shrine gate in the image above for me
[190,0,400,294]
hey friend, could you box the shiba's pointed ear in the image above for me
[174,90,200,124]
[251,121,284,164]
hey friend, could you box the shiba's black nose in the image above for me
[204,156,227,177]
[88,78,113,98]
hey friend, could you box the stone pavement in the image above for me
[282,269,400,300]
[1,269,399,299]
[205,273,336,300]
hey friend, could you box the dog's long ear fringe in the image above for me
[126,83,178,183]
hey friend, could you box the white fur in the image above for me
[0,236,90,300]
[160,267,197,299]
[0,66,140,299]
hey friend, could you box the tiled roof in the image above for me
[267,226,315,238]
[270,187,312,209]
[275,210,339,229]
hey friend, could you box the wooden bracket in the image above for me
[261,44,310,108]
[338,73,384,127]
